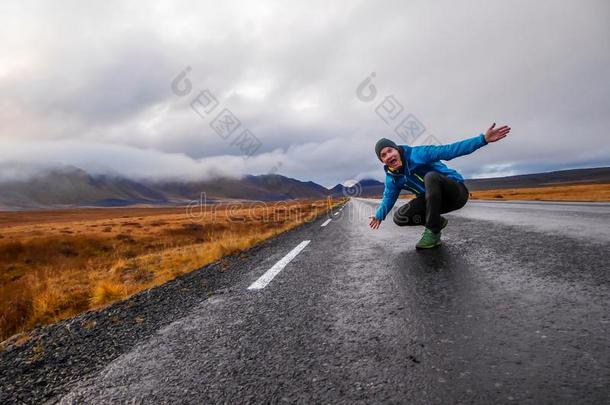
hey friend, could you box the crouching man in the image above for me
[368,123,510,249]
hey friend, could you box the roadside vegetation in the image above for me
[0,199,344,344]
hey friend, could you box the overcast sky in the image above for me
[1,0,608,187]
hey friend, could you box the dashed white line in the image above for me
[247,240,311,290]
[321,218,332,227]
[334,212,339,216]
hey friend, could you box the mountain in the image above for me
[0,166,169,209]
[329,179,384,197]
[150,174,329,202]
[1,165,608,210]
[0,166,331,210]
[463,167,610,191]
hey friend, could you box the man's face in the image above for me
[380,146,402,170]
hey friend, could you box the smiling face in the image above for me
[379,146,402,170]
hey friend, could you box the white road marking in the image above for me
[334,212,339,216]
[321,219,332,227]
[247,240,311,290]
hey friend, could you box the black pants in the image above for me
[393,171,469,233]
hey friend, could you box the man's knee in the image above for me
[424,172,442,199]
[424,171,441,184]
[393,210,407,226]
[393,208,416,226]
[393,210,423,226]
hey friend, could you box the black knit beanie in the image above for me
[374,138,399,161]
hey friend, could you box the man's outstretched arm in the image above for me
[412,123,510,163]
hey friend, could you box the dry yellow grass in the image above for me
[0,199,343,343]
[468,183,610,202]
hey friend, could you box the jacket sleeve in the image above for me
[375,180,400,221]
[411,133,487,163]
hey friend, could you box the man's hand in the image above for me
[369,215,381,229]
[484,123,511,143]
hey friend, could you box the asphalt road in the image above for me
[34,199,610,403]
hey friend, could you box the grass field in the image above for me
[468,183,610,202]
[0,199,342,344]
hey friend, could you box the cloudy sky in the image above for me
[1,0,609,187]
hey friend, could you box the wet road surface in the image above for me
[53,199,610,403]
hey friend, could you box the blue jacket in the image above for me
[374,133,488,221]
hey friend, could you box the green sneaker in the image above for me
[416,227,442,249]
